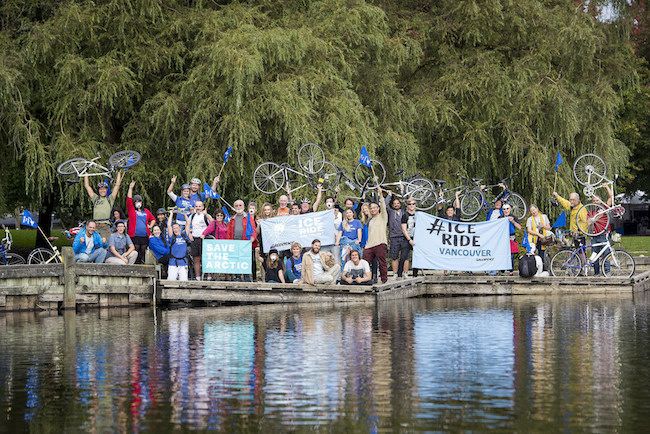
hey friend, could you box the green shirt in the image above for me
[91,193,115,221]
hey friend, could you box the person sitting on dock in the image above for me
[72,220,108,264]
[105,220,138,265]
[166,211,190,281]
[285,242,304,283]
[341,250,372,285]
[301,239,340,285]
[263,249,286,283]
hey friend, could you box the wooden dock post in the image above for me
[62,247,76,310]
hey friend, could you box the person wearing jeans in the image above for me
[73,220,108,263]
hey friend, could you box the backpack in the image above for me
[188,213,209,230]
[518,254,537,278]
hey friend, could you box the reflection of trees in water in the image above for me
[1,295,650,431]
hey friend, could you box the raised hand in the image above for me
[129,180,136,189]
[171,175,177,184]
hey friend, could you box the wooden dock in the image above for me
[1,247,648,312]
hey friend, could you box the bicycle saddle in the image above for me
[434,179,446,185]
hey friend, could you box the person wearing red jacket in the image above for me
[127,180,156,264]
[227,199,257,281]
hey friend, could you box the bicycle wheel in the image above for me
[109,150,141,169]
[460,189,483,220]
[579,203,610,237]
[57,158,89,176]
[407,178,436,210]
[550,249,583,277]
[297,143,325,174]
[354,160,386,190]
[318,161,339,190]
[253,162,285,194]
[573,153,606,186]
[28,247,60,264]
[507,192,527,220]
[1,252,26,265]
[602,250,635,278]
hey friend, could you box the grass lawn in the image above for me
[8,229,72,250]
[620,235,650,257]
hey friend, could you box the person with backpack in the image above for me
[126,180,156,264]
[166,211,190,281]
[285,242,304,283]
[185,200,212,280]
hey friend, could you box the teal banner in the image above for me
[202,239,252,274]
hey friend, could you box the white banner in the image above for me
[259,210,335,253]
[412,212,512,271]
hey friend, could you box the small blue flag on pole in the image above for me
[223,146,233,163]
[554,152,563,172]
[21,210,38,228]
[522,230,532,253]
[221,206,231,223]
[203,182,221,200]
[104,178,112,196]
[359,146,372,168]
[552,211,567,228]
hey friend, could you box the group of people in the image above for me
[71,168,615,283]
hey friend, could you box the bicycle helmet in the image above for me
[156,208,166,215]
[181,183,191,190]
[97,181,109,188]
[300,198,311,204]
[190,178,201,185]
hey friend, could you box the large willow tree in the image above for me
[0,0,641,237]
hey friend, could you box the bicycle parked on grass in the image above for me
[550,234,635,278]
[57,150,141,184]
[1,225,26,265]
[460,176,527,221]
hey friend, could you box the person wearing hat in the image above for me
[83,171,124,240]
[150,208,169,235]
[263,249,285,283]
[105,220,138,265]
[127,180,156,263]
[499,203,522,274]
[167,176,194,226]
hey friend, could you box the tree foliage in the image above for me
[0,0,644,219]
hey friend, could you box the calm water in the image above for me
[1,294,650,432]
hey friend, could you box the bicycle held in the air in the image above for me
[57,150,141,183]
[459,176,527,221]
[572,153,625,237]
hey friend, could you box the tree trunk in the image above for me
[35,191,57,248]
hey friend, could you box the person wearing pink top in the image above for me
[202,209,229,239]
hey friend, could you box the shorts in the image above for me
[190,238,203,257]
[389,237,409,260]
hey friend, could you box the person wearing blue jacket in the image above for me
[73,220,108,263]
[148,225,169,261]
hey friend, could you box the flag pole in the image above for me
[553,171,558,193]
[216,162,226,179]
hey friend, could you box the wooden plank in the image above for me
[76,284,152,295]
[160,288,374,304]
[74,264,156,278]
[0,264,63,279]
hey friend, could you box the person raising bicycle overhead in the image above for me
[553,190,588,243]
[83,172,124,240]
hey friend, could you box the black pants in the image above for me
[133,236,148,264]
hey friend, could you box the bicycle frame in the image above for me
[280,164,315,194]
[70,157,113,179]
[561,238,619,275]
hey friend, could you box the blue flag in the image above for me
[223,146,233,163]
[221,206,231,223]
[21,210,38,228]
[522,230,532,253]
[104,178,112,196]
[359,146,372,168]
[203,182,221,200]
[552,211,566,228]
[554,152,563,172]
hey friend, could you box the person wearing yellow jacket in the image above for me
[552,191,588,237]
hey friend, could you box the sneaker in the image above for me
[195,276,201,281]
